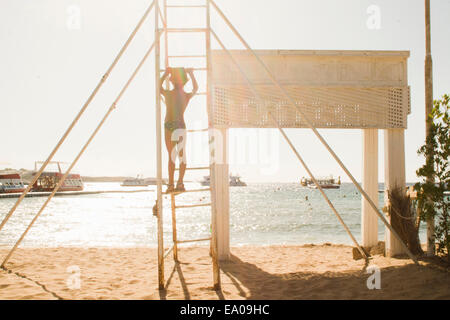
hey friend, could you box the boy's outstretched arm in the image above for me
[160,67,171,94]
[186,68,199,97]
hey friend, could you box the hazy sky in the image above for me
[1,0,449,183]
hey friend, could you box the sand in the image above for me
[0,244,448,300]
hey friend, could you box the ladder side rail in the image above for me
[154,0,165,290]
[163,0,169,75]
[206,0,221,290]
[171,193,178,261]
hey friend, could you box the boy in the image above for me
[160,67,198,193]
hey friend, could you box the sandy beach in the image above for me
[0,244,448,300]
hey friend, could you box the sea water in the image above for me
[0,182,427,248]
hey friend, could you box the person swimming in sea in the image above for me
[160,67,198,193]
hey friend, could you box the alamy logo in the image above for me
[366,265,381,289]
[366,5,381,30]
[66,265,81,290]
[66,5,82,31]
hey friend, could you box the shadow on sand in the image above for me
[159,251,448,300]
[218,254,448,299]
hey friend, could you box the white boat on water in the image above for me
[229,175,247,186]
[200,174,247,187]
[0,173,26,193]
[31,161,84,192]
[300,175,341,189]
[121,175,151,187]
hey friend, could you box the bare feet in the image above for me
[152,200,158,216]
[165,184,175,194]
[175,182,185,192]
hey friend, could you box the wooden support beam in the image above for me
[206,0,221,290]
[171,193,178,261]
[154,0,165,290]
[384,128,407,257]
[362,129,379,248]
[214,128,230,261]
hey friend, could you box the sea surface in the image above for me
[0,182,428,248]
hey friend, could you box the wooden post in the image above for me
[384,128,406,256]
[171,193,178,261]
[163,0,169,74]
[362,129,379,248]
[206,0,221,290]
[215,128,230,260]
[154,0,165,290]
[425,0,435,256]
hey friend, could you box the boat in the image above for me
[121,175,152,187]
[0,173,26,193]
[229,174,247,186]
[301,175,341,189]
[200,175,210,186]
[31,161,84,192]
[200,174,247,187]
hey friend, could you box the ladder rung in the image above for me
[187,128,209,133]
[176,237,211,244]
[175,166,210,171]
[168,55,206,58]
[166,5,207,8]
[175,203,211,209]
[172,188,211,195]
[160,67,207,72]
[165,28,207,33]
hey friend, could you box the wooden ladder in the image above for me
[155,0,220,290]
[167,167,212,262]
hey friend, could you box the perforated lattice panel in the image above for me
[212,85,410,129]
[211,50,411,129]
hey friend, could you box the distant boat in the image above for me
[0,173,26,193]
[200,176,210,186]
[301,176,341,189]
[200,174,247,187]
[121,175,151,187]
[121,176,168,186]
[31,161,83,192]
[229,174,247,186]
